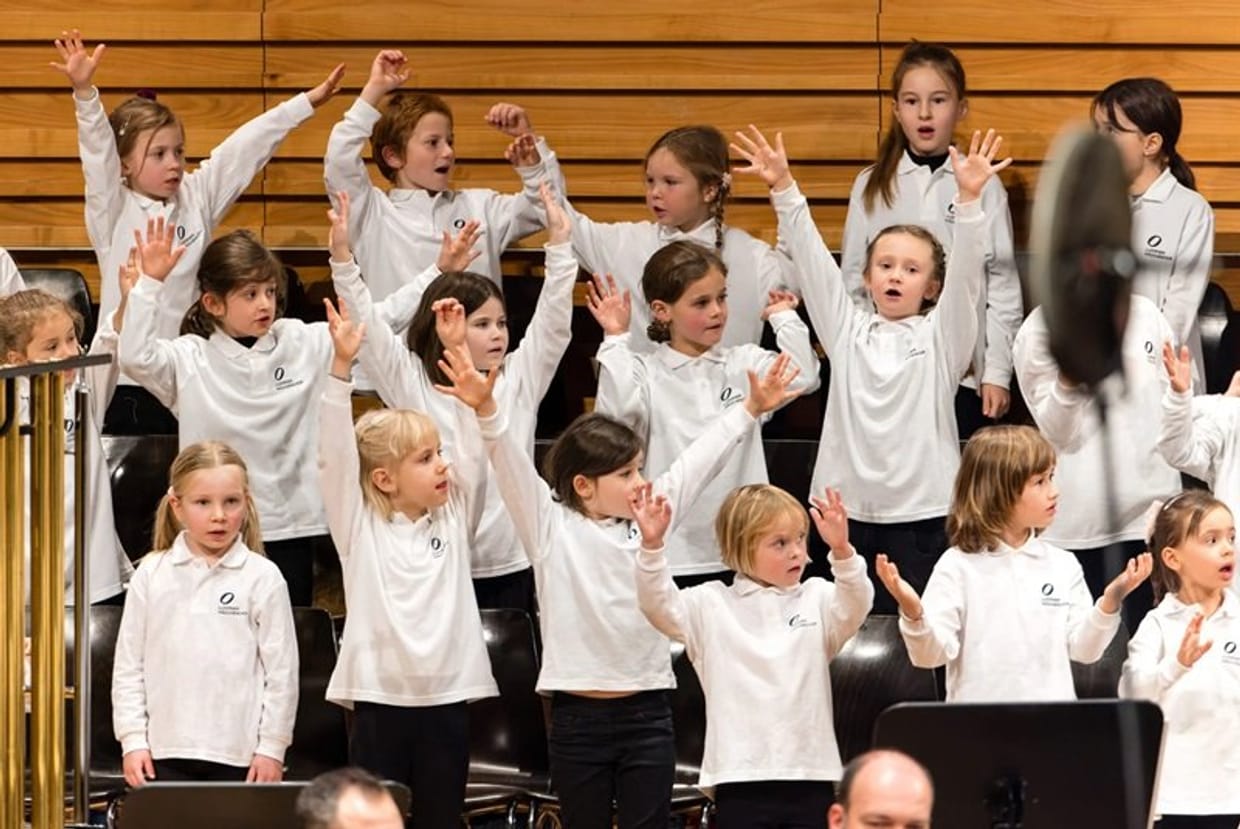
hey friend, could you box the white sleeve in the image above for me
[83,314,122,418]
[655,404,756,536]
[634,546,699,653]
[73,89,127,258]
[478,409,558,563]
[445,399,490,539]
[593,334,650,437]
[931,199,986,380]
[1120,612,1188,701]
[117,277,184,409]
[821,550,874,658]
[324,98,384,245]
[1012,311,1093,452]
[483,136,554,249]
[1066,561,1121,664]
[112,563,151,754]
[1158,389,1225,484]
[252,575,299,762]
[1163,199,1215,352]
[0,248,24,295]
[317,376,367,562]
[768,309,822,396]
[980,186,1023,388]
[563,200,628,278]
[370,261,442,334]
[898,558,964,669]
[503,241,578,409]
[839,171,872,309]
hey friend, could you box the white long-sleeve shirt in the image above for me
[331,242,577,577]
[775,181,984,523]
[1013,297,1180,548]
[900,534,1121,702]
[76,88,315,374]
[635,548,872,788]
[118,271,430,541]
[111,533,298,766]
[318,376,497,708]
[593,318,819,575]
[1158,388,1240,520]
[478,402,757,694]
[1120,592,1240,816]
[324,97,552,301]
[838,153,1022,389]
[0,248,23,295]
[1131,168,1215,390]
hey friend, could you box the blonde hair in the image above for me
[716,484,809,576]
[0,289,82,361]
[354,407,440,520]
[152,441,264,554]
[947,425,1056,553]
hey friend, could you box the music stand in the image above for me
[874,701,1163,829]
[115,780,413,829]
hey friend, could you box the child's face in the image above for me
[645,148,715,232]
[384,440,450,518]
[171,465,249,560]
[10,310,79,370]
[575,454,645,521]
[204,279,279,339]
[465,296,509,373]
[122,125,186,201]
[1092,104,1158,186]
[652,268,728,355]
[893,65,966,157]
[1007,467,1058,539]
[747,514,809,588]
[393,112,455,192]
[863,232,939,321]
[1165,506,1236,598]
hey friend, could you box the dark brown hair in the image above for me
[641,240,728,342]
[1092,77,1195,191]
[373,92,454,183]
[542,413,644,516]
[405,271,505,385]
[645,125,732,249]
[180,230,286,338]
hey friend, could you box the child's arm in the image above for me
[111,564,155,787]
[1068,554,1149,663]
[248,576,299,781]
[1164,201,1215,368]
[838,172,873,308]
[117,219,190,408]
[481,104,554,248]
[589,274,649,433]
[762,290,821,399]
[1158,342,1226,482]
[318,299,368,559]
[1121,612,1210,700]
[77,248,138,417]
[882,555,964,669]
[979,188,1023,418]
[1012,310,1093,452]
[809,488,873,655]
[632,485,700,652]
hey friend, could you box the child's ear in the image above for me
[702,183,719,205]
[201,292,227,317]
[371,466,397,495]
[650,300,672,323]
[1160,545,1180,572]
[380,144,406,172]
[956,96,969,121]
[1143,131,1165,160]
[924,279,942,303]
[571,473,594,502]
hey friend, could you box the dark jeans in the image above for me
[265,534,334,607]
[1071,539,1154,633]
[151,757,247,781]
[847,517,947,615]
[714,780,835,829]
[351,700,469,829]
[473,566,537,614]
[549,690,675,829]
[103,386,178,435]
[1156,817,1240,829]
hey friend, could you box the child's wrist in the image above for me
[329,358,353,380]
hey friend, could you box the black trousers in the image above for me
[549,691,675,829]
[1156,816,1240,829]
[673,570,734,590]
[1071,539,1155,632]
[472,566,537,614]
[714,780,835,829]
[847,517,947,616]
[151,757,247,781]
[264,534,334,607]
[350,700,469,829]
[103,386,178,435]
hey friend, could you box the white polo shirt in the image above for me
[1158,389,1240,521]
[111,534,298,766]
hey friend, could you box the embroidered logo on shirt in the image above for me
[1039,583,1068,608]
[1144,340,1157,365]
[627,525,640,541]
[719,386,744,408]
[788,613,818,630]
[944,202,956,225]
[217,591,245,616]
[176,225,204,250]
[429,537,446,558]
[1143,234,1172,262]
[273,366,303,392]
[1223,641,1240,667]
[453,218,468,230]
[906,347,927,359]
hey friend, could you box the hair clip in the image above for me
[719,172,733,189]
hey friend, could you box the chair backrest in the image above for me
[105,434,180,561]
[88,604,125,775]
[469,609,548,778]
[1071,623,1130,699]
[829,615,938,764]
[284,607,349,780]
[669,641,706,782]
[19,267,95,345]
[1199,281,1233,393]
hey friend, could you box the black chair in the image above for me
[829,615,939,764]
[284,608,349,780]
[1198,281,1233,394]
[105,434,180,561]
[1071,623,1130,700]
[20,267,95,345]
[668,642,712,828]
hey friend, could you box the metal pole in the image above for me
[73,384,91,822]
[0,377,25,829]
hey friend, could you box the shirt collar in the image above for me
[982,530,1047,559]
[168,532,250,569]
[1159,589,1239,620]
[207,328,278,357]
[897,149,955,177]
[652,341,727,369]
[656,220,717,246]
[731,572,803,597]
[390,187,455,205]
[1134,167,1176,205]
[132,190,178,213]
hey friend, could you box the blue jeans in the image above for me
[549,690,675,829]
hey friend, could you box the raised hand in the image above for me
[809,487,850,555]
[743,352,802,417]
[875,554,924,620]
[541,181,570,245]
[433,297,467,349]
[327,190,352,262]
[761,289,799,320]
[504,134,540,168]
[324,297,365,372]
[1177,612,1213,668]
[436,220,481,273]
[434,342,499,413]
[1226,370,1240,398]
[630,482,672,549]
[949,129,1013,204]
[486,102,534,137]
[730,124,793,192]
[113,246,140,333]
[1100,552,1154,615]
[307,63,346,108]
[51,30,105,94]
[132,217,187,283]
[246,754,284,783]
[122,748,155,788]
[586,273,631,336]
[1162,341,1193,394]
[360,50,409,106]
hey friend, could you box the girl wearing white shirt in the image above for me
[318,301,496,829]
[0,287,132,604]
[634,483,872,826]
[52,30,342,433]
[734,124,1006,613]
[877,425,1151,702]
[1093,78,1215,391]
[590,240,819,584]
[112,441,297,786]
[550,124,791,350]
[839,42,1022,437]
[440,341,800,829]
[1121,491,1240,828]
[330,184,575,612]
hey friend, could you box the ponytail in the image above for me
[1093,77,1195,191]
[151,487,265,555]
[1168,149,1196,191]
[150,441,266,556]
[179,298,216,338]
[710,173,732,251]
[862,129,909,212]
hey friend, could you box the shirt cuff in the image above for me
[477,408,507,440]
[255,738,289,764]
[771,181,804,207]
[324,374,354,400]
[120,733,150,755]
[952,198,983,222]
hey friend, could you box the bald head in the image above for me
[828,750,934,829]
[297,767,403,829]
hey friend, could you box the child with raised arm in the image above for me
[590,240,818,584]
[52,30,343,431]
[318,298,496,829]
[878,425,1152,702]
[112,442,297,786]
[438,342,799,829]
[633,483,872,826]
[325,49,554,302]
[1121,491,1240,828]
[733,124,1008,612]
